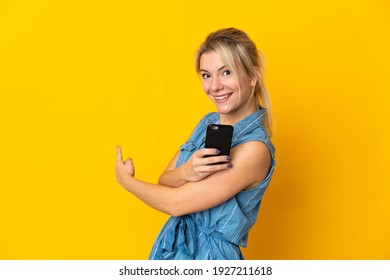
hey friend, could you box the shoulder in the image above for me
[191,112,218,129]
[230,141,272,189]
[187,112,218,141]
[199,112,218,125]
[232,141,271,163]
[232,125,275,158]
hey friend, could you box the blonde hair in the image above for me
[195,28,274,137]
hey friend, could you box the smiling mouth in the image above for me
[214,93,233,102]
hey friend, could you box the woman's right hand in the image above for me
[180,148,232,182]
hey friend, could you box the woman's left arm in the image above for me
[115,142,271,217]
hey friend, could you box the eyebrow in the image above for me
[199,65,227,73]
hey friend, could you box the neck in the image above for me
[219,101,259,125]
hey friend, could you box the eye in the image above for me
[223,69,231,76]
[201,73,211,79]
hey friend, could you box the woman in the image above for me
[116,27,276,260]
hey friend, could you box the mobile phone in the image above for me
[204,124,234,164]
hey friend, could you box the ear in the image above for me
[251,76,258,87]
[250,77,257,87]
[251,67,261,87]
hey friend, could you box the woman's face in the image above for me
[199,51,256,116]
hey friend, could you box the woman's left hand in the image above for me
[116,145,135,187]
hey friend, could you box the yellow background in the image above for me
[1,0,389,259]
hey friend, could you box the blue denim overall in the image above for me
[149,108,276,260]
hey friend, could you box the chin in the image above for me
[215,105,233,115]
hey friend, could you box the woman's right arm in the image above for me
[158,149,232,188]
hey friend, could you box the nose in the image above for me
[210,76,224,92]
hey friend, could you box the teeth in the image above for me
[215,94,229,100]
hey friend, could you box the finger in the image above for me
[116,145,123,164]
[196,162,232,173]
[203,155,231,165]
[197,148,220,157]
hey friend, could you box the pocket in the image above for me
[177,141,197,166]
[180,141,197,152]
